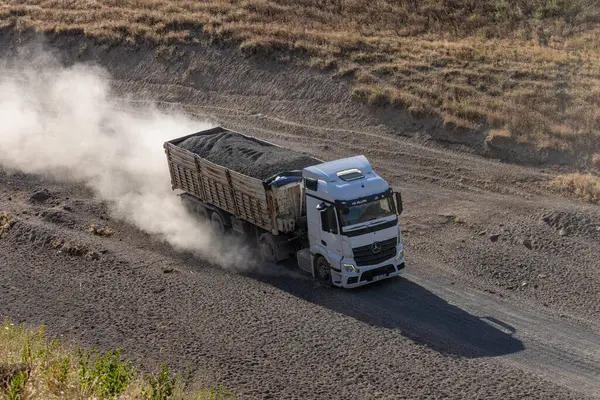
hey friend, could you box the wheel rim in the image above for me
[316,259,330,281]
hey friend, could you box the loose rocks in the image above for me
[541,210,600,239]
[178,131,321,180]
[29,189,51,203]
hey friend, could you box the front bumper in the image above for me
[335,253,405,289]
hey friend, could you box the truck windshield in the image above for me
[338,197,395,227]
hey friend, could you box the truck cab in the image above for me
[299,155,405,288]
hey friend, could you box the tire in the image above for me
[315,257,332,287]
[196,205,210,220]
[181,196,194,213]
[211,212,226,234]
[259,237,278,264]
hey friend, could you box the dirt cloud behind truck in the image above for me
[0,47,257,270]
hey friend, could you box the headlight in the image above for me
[397,226,403,245]
[396,248,404,261]
[343,263,359,273]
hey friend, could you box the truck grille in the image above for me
[352,237,396,267]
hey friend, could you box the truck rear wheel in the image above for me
[196,205,210,220]
[315,257,332,286]
[181,195,195,213]
[211,212,226,234]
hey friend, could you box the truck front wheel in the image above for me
[315,257,332,286]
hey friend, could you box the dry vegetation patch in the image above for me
[89,223,115,237]
[1,0,600,155]
[0,318,235,400]
[552,173,600,204]
[50,238,100,260]
[592,153,600,168]
[0,211,15,237]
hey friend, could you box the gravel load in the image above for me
[178,131,321,180]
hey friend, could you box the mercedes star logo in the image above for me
[371,241,381,254]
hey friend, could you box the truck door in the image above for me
[306,196,322,249]
[306,196,342,263]
[318,204,342,261]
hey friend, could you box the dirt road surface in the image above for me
[1,33,600,399]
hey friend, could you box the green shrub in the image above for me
[78,347,136,399]
[536,0,569,19]
[493,0,510,23]
[2,318,229,400]
[143,363,177,400]
[6,371,28,400]
[47,355,72,394]
[196,385,237,400]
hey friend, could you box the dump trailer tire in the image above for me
[259,234,278,264]
[181,195,195,213]
[211,212,226,234]
[196,204,210,220]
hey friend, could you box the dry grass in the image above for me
[485,128,513,146]
[592,153,600,168]
[0,211,15,237]
[552,173,600,204]
[0,318,235,399]
[1,1,600,152]
[89,223,115,237]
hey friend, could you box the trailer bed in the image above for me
[164,127,320,234]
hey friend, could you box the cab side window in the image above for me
[320,207,338,234]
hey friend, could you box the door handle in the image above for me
[321,240,327,246]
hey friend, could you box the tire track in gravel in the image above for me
[107,91,554,199]
[109,88,517,171]
[107,97,547,206]
[260,261,600,399]
[404,269,600,398]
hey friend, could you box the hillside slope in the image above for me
[1,0,600,167]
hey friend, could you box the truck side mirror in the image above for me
[394,192,403,215]
[316,202,328,211]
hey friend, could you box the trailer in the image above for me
[164,126,406,288]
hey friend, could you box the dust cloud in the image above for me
[0,49,260,271]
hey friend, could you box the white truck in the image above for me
[164,126,405,288]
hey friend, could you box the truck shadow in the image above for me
[247,270,525,359]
